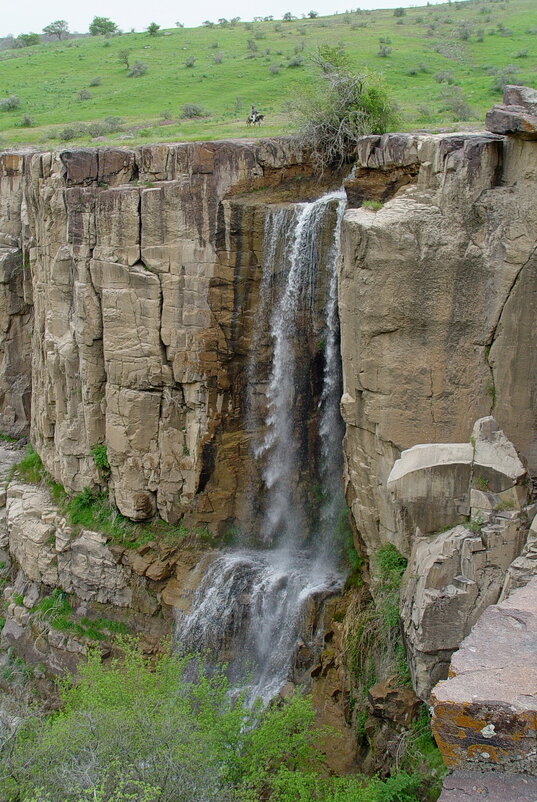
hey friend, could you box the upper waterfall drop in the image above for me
[176,189,348,704]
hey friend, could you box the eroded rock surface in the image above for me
[431,577,537,774]
[438,771,537,802]
[486,84,537,139]
[7,482,132,605]
[394,418,529,698]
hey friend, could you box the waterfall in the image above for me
[176,190,347,704]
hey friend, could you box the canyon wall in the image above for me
[340,131,537,558]
[0,92,536,792]
[0,140,323,528]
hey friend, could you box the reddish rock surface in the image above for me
[438,771,537,801]
[431,577,537,773]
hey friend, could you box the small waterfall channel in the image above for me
[176,190,348,704]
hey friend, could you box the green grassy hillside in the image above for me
[1,0,536,148]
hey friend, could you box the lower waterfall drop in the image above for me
[176,190,348,704]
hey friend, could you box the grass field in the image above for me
[0,0,536,148]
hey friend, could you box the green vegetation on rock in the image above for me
[0,640,424,802]
[7,446,213,549]
[8,445,44,484]
[30,588,129,641]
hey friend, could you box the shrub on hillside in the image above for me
[0,95,21,111]
[14,33,40,48]
[104,116,124,131]
[87,122,106,137]
[89,16,119,36]
[377,44,392,57]
[435,70,455,84]
[489,65,519,93]
[180,103,210,119]
[439,85,474,120]
[127,61,147,78]
[77,89,92,101]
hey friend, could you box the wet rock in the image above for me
[367,676,421,727]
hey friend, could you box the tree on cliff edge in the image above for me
[294,45,398,170]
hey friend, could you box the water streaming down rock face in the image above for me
[176,190,347,703]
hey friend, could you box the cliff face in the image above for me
[338,115,537,792]
[340,132,537,559]
[1,141,317,526]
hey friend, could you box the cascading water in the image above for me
[176,190,348,704]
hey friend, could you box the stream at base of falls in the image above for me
[175,189,348,705]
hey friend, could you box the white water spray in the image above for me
[176,190,347,704]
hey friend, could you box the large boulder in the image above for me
[486,85,537,140]
[387,417,526,535]
[431,577,537,774]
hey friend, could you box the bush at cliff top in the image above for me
[0,640,424,801]
[294,45,399,169]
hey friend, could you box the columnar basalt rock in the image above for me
[0,140,313,524]
[340,132,537,559]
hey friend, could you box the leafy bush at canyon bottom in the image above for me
[0,640,424,802]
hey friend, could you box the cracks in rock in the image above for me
[156,273,173,375]
[483,244,537,414]
[136,188,142,266]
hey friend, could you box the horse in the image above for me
[246,113,264,126]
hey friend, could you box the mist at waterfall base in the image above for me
[176,190,348,704]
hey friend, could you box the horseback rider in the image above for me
[251,105,258,122]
